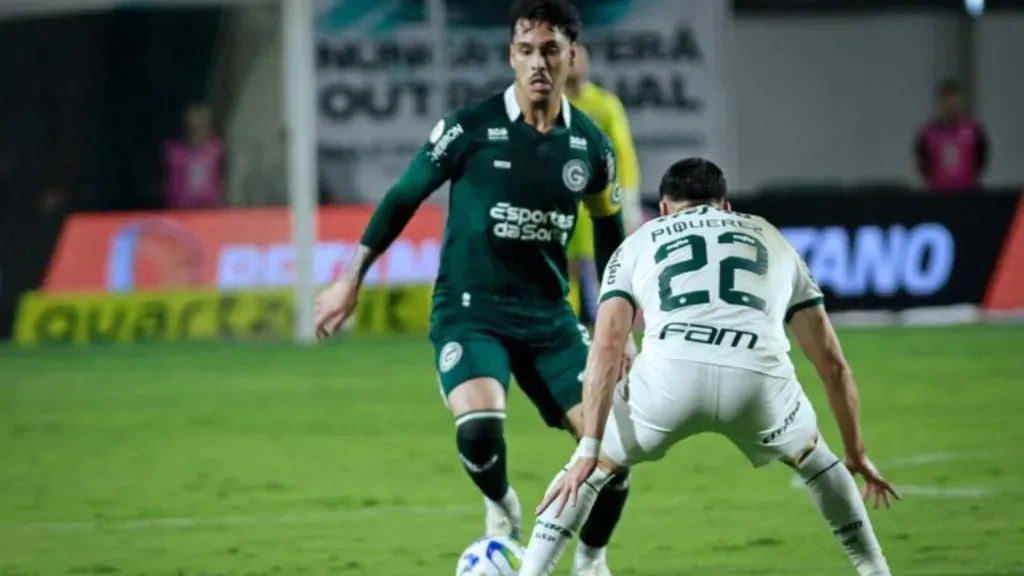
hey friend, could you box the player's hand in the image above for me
[536,456,598,519]
[314,278,358,339]
[845,454,901,509]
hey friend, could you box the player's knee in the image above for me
[784,430,821,469]
[455,412,505,466]
[793,437,840,482]
[604,467,630,491]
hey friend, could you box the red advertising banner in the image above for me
[43,206,444,293]
[983,194,1024,314]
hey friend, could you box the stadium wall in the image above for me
[221,6,1024,206]
[734,12,1024,192]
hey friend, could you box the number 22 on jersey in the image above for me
[654,232,769,312]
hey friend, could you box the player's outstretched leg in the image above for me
[573,469,629,575]
[795,438,891,576]
[455,409,522,539]
[519,463,615,576]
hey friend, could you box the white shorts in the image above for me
[601,355,818,468]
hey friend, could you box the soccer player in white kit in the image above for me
[518,158,900,576]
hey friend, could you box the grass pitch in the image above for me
[2,325,1023,575]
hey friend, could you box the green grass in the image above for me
[1,325,1023,575]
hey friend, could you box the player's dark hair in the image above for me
[659,158,727,204]
[509,0,581,43]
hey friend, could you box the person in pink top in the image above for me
[164,103,225,209]
[914,79,989,192]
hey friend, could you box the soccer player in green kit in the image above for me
[314,1,632,573]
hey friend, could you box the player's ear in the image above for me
[659,200,669,217]
[569,42,578,67]
[508,43,514,68]
[722,201,732,211]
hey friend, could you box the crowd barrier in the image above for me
[8,206,442,344]
[40,206,443,292]
[5,190,1023,344]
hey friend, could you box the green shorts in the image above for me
[430,307,591,429]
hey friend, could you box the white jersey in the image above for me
[600,205,824,378]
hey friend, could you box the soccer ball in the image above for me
[455,536,524,575]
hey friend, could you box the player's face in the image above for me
[509,19,576,103]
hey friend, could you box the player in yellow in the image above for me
[565,45,642,326]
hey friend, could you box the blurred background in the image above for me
[1,0,1022,341]
[1,1,1023,575]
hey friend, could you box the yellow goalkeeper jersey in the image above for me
[567,82,641,259]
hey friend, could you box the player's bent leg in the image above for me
[574,469,628,575]
[563,405,630,576]
[724,370,891,575]
[434,333,520,540]
[447,377,522,540]
[785,435,892,576]
[449,377,509,502]
[519,454,623,576]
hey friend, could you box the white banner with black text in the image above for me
[315,0,730,202]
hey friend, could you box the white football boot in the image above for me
[573,546,613,576]
[572,559,613,576]
[484,486,522,542]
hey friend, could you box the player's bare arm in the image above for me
[789,305,901,509]
[789,305,863,457]
[315,138,450,338]
[581,297,633,443]
[314,245,376,338]
[340,245,376,284]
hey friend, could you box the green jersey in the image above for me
[361,85,625,319]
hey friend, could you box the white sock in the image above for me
[797,441,891,576]
[485,486,521,520]
[573,541,607,569]
[485,486,522,538]
[518,465,613,576]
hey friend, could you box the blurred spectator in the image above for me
[914,79,989,191]
[163,103,225,209]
